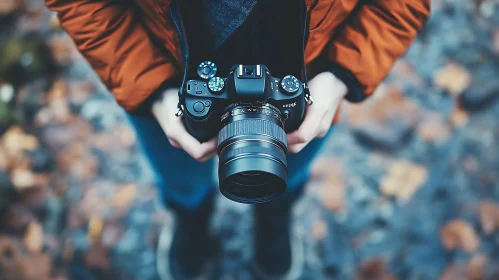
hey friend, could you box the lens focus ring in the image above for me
[218,119,288,148]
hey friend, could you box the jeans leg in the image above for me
[278,127,335,202]
[127,114,216,211]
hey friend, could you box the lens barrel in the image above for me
[217,103,288,204]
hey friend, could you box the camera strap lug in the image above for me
[175,103,184,117]
[304,84,314,106]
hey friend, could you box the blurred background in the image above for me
[1,0,499,279]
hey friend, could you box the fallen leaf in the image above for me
[440,219,480,253]
[48,33,75,66]
[343,86,421,149]
[417,113,451,142]
[49,13,60,30]
[463,156,478,174]
[0,147,8,170]
[111,184,137,212]
[355,258,396,280]
[0,0,24,15]
[24,222,43,253]
[478,201,499,234]
[62,241,74,263]
[88,217,104,244]
[312,159,347,211]
[434,63,472,96]
[0,236,25,278]
[493,28,499,55]
[11,167,37,190]
[380,160,428,202]
[440,264,467,280]
[467,254,488,280]
[112,124,137,148]
[84,242,110,269]
[1,126,39,157]
[312,219,327,241]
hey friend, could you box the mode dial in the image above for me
[197,61,218,80]
[281,75,300,94]
[208,77,225,93]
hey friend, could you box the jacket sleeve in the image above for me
[326,0,430,102]
[45,0,180,113]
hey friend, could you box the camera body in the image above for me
[182,64,306,143]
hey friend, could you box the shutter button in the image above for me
[193,101,205,113]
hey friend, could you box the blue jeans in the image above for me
[128,114,333,210]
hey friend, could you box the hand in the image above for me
[287,72,348,153]
[152,88,217,162]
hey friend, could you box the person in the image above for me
[45,0,430,278]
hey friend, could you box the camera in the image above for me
[179,61,310,204]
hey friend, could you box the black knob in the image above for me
[281,75,300,94]
[208,77,225,93]
[197,61,217,80]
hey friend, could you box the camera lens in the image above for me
[217,103,288,204]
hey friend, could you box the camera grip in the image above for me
[183,112,220,143]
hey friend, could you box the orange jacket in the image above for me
[46,0,430,113]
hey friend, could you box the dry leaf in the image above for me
[312,219,327,241]
[49,13,60,30]
[84,242,110,269]
[48,34,75,66]
[440,265,467,280]
[24,222,43,253]
[0,147,8,171]
[478,201,499,234]
[0,0,24,14]
[1,126,39,157]
[440,219,480,253]
[450,105,469,127]
[21,253,53,280]
[112,124,137,148]
[11,167,37,190]
[111,184,138,212]
[346,86,420,129]
[62,241,75,263]
[311,159,347,211]
[463,156,478,174]
[355,258,395,280]
[0,236,25,279]
[380,160,428,202]
[434,63,472,96]
[417,113,451,142]
[493,28,499,55]
[4,204,35,231]
[467,254,488,280]
[102,223,124,247]
[88,217,104,244]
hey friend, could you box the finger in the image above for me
[317,125,330,138]
[198,149,217,162]
[288,142,307,154]
[168,138,181,148]
[168,119,216,160]
[287,108,323,145]
[317,118,332,138]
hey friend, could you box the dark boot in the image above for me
[157,195,219,280]
[251,190,305,279]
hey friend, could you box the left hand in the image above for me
[287,71,348,153]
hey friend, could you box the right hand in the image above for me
[151,88,217,162]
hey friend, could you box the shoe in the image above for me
[250,201,305,280]
[157,197,219,280]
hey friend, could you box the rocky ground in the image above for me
[0,0,499,279]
